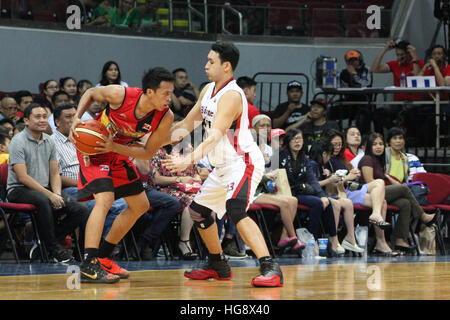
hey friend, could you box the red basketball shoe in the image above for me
[184,258,233,281]
[251,261,284,287]
[98,257,130,279]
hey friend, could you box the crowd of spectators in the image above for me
[0,36,447,263]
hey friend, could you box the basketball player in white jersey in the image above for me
[163,41,283,287]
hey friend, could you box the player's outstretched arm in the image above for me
[163,83,212,146]
[163,90,241,173]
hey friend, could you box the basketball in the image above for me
[73,120,109,155]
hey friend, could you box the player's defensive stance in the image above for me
[163,42,283,287]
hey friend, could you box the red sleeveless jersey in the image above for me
[98,87,169,145]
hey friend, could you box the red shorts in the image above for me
[77,150,144,201]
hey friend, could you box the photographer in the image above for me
[171,68,200,119]
[370,39,425,141]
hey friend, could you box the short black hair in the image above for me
[14,90,33,105]
[309,138,334,166]
[0,118,15,128]
[431,44,447,57]
[23,103,46,119]
[77,79,92,92]
[142,67,175,92]
[211,41,240,71]
[53,103,77,126]
[0,132,10,146]
[52,90,70,105]
[386,127,405,144]
[395,40,410,52]
[172,68,187,75]
[236,76,257,90]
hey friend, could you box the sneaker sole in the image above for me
[251,275,284,287]
[184,269,233,281]
[224,254,248,260]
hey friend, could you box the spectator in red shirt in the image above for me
[236,76,260,128]
[371,39,424,142]
[418,44,450,145]
[419,44,450,86]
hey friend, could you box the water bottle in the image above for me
[303,239,316,259]
[266,180,276,193]
[361,70,368,87]
[400,71,406,87]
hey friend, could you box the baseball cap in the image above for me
[345,50,360,61]
[269,128,286,141]
[287,80,302,91]
[310,99,327,109]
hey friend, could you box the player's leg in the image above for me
[97,191,149,279]
[184,201,233,281]
[80,191,120,283]
[223,159,283,287]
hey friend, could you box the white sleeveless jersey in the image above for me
[201,79,263,168]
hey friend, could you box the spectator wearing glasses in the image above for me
[38,80,60,111]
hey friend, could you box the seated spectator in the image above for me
[236,76,260,128]
[60,77,78,103]
[49,91,82,134]
[0,97,18,122]
[252,114,272,167]
[336,50,372,134]
[51,103,127,241]
[273,80,310,130]
[370,39,424,134]
[323,129,352,172]
[37,80,60,111]
[298,99,339,149]
[76,80,93,104]
[170,68,199,118]
[0,118,15,138]
[322,129,395,256]
[7,103,89,263]
[0,132,11,165]
[96,61,129,87]
[109,0,140,29]
[252,117,305,254]
[359,133,438,255]
[419,44,450,86]
[384,127,409,184]
[309,138,364,254]
[14,91,33,121]
[87,0,114,26]
[279,129,338,257]
[343,126,364,163]
[145,140,201,260]
[136,0,162,30]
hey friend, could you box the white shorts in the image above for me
[193,157,264,219]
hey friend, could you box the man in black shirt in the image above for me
[332,50,373,134]
[171,68,200,119]
[272,80,310,130]
[299,99,339,150]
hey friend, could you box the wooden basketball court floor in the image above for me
[1,255,450,300]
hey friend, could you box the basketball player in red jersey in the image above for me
[69,67,174,283]
[163,42,283,287]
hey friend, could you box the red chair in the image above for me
[311,23,341,37]
[32,10,57,22]
[413,172,450,254]
[0,164,47,263]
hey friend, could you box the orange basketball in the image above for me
[73,120,109,155]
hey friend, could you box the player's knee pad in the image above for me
[225,199,248,225]
[189,201,214,229]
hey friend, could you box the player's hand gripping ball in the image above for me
[73,120,109,155]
